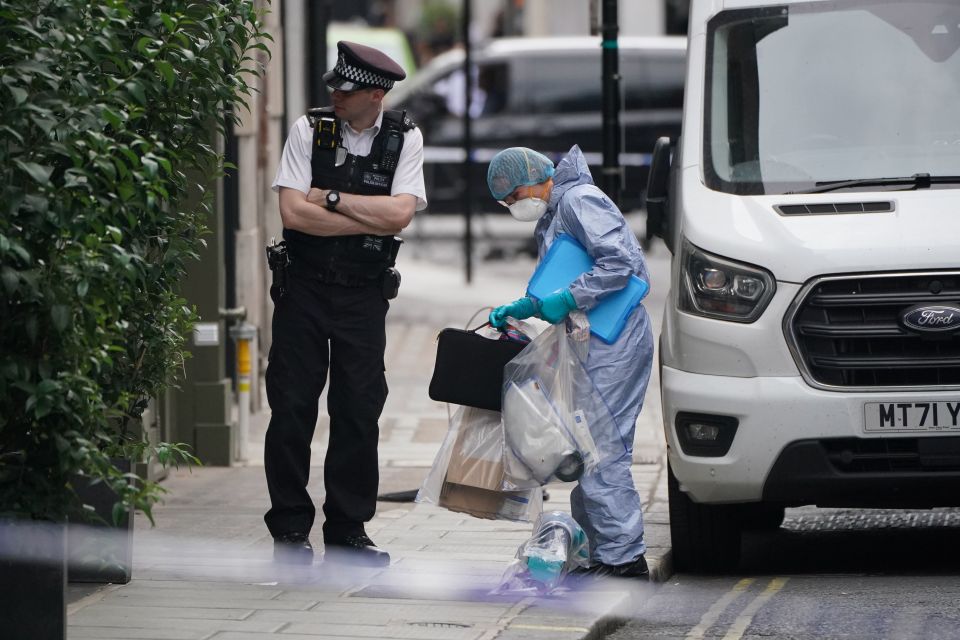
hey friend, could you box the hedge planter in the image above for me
[0,0,266,555]
[0,519,67,640]
[68,459,134,584]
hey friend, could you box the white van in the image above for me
[645,0,960,572]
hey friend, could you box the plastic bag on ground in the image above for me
[494,511,589,595]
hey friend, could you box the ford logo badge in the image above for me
[900,304,960,333]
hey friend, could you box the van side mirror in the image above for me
[645,136,673,246]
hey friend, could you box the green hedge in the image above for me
[0,1,269,523]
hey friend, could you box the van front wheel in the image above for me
[740,503,785,530]
[668,463,742,573]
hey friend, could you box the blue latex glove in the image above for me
[490,296,540,328]
[538,289,577,324]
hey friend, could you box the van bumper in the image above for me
[662,366,960,507]
[762,438,960,508]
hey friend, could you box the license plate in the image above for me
[864,402,960,432]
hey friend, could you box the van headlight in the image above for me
[679,240,775,323]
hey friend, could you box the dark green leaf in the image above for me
[124,81,146,106]
[10,243,31,264]
[51,305,70,331]
[102,107,123,129]
[35,398,52,419]
[1,267,18,294]
[0,125,25,144]
[155,60,175,88]
[159,13,176,32]
[23,195,49,214]
[14,160,53,184]
[37,380,58,394]
[112,501,126,526]
[7,85,27,105]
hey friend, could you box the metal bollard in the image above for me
[229,321,257,462]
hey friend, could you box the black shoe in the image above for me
[570,555,648,580]
[323,534,390,567]
[273,532,314,565]
[612,555,649,578]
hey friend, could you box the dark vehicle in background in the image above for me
[386,36,686,213]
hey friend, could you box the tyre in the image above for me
[668,462,743,573]
[740,503,785,530]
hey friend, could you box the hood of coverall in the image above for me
[546,145,594,214]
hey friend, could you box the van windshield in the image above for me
[704,1,960,195]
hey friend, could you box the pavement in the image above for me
[66,215,672,640]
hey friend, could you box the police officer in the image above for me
[266,41,426,566]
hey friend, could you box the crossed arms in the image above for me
[279,187,416,237]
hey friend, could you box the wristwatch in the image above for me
[325,190,340,211]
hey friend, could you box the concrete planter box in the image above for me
[67,459,134,584]
[0,519,67,640]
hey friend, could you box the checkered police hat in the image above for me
[323,41,406,92]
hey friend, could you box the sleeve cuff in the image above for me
[271,179,310,194]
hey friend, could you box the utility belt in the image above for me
[289,260,394,288]
[266,234,402,301]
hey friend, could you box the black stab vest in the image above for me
[283,108,415,279]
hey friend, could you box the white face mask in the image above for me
[507,197,548,222]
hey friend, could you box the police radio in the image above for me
[381,129,402,171]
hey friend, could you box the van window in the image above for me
[423,62,509,117]
[511,50,684,113]
[705,1,960,195]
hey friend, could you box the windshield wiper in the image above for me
[787,173,960,195]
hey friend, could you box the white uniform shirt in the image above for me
[271,110,428,211]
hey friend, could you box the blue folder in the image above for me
[526,234,649,344]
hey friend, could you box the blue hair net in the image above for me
[487,147,556,200]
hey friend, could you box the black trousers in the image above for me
[263,272,388,540]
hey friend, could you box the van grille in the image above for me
[788,273,960,388]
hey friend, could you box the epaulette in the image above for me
[383,109,416,133]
